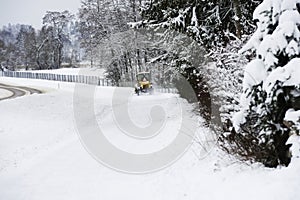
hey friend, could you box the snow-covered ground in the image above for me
[0,77,299,200]
[0,88,13,98]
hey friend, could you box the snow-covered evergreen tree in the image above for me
[131,0,261,124]
[139,0,261,50]
[233,0,300,167]
[15,25,37,69]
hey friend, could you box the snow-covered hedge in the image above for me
[226,0,300,167]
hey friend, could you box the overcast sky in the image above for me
[0,0,81,29]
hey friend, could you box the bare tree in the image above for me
[41,10,74,69]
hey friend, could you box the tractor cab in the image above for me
[135,72,153,95]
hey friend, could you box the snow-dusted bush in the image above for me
[206,37,249,123]
[228,0,300,167]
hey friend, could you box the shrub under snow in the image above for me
[225,0,300,167]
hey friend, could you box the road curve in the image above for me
[0,83,42,101]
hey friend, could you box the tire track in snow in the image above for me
[0,83,42,101]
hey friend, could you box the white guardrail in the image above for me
[1,70,111,86]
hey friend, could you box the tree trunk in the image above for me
[36,38,48,70]
[232,0,242,38]
[58,44,63,68]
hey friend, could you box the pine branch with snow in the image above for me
[231,0,300,167]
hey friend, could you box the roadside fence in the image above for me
[0,70,178,94]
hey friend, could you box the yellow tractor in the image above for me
[134,72,153,95]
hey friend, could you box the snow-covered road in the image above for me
[0,77,299,200]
